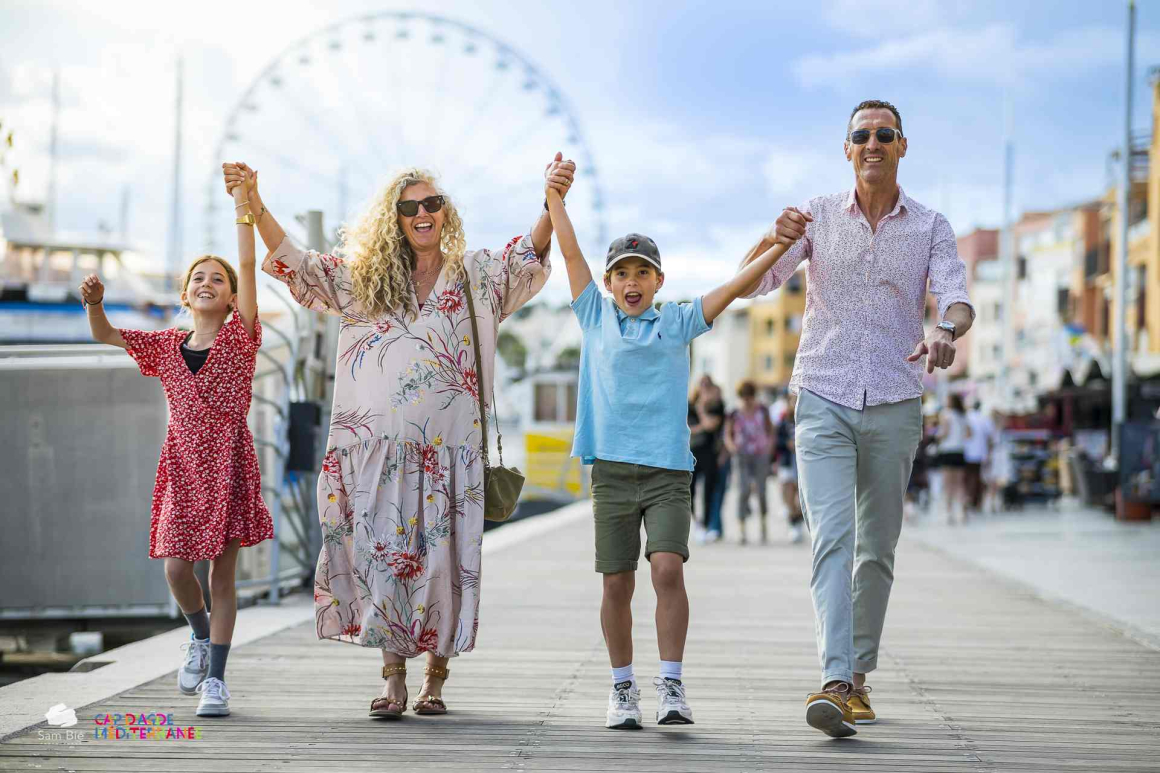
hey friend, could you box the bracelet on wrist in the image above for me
[83,297,103,309]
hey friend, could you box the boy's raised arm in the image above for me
[545,187,594,302]
[700,240,791,324]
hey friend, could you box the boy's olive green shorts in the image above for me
[590,458,693,574]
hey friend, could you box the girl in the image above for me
[78,181,272,718]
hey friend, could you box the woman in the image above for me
[937,394,971,525]
[688,376,725,541]
[728,380,774,545]
[775,392,804,543]
[223,155,573,719]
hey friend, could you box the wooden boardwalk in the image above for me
[3,509,1159,772]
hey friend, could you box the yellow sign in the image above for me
[525,430,585,496]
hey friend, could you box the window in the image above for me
[786,274,802,294]
[565,382,577,422]
[764,355,774,371]
[784,354,795,367]
[787,315,803,333]
[993,302,1001,322]
[1017,256,1027,280]
[534,383,558,422]
[1057,288,1069,317]
[765,319,775,336]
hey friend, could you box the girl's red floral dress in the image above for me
[120,311,273,561]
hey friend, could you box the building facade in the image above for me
[747,268,805,390]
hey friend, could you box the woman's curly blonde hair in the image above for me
[341,168,467,320]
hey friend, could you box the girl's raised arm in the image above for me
[223,163,286,256]
[231,179,259,340]
[79,274,127,349]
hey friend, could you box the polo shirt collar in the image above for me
[614,302,659,322]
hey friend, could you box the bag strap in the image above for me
[463,280,504,468]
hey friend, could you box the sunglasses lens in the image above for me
[422,196,444,213]
[397,200,419,217]
[850,130,870,144]
[876,128,898,143]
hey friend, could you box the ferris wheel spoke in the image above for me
[313,46,396,175]
[452,112,547,188]
[274,86,379,183]
[437,62,505,172]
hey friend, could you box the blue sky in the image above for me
[1,0,1156,302]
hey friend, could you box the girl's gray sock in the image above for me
[208,643,231,682]
[183,607,210,641]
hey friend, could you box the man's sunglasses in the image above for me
[396,195,445,217]
[848,127,902,145]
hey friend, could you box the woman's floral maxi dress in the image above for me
[263,232,549,656]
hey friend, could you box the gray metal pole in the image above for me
[47,71,59,233]
[999,114,1015,411]
[1113,0,1135,458]
[306,210,326,252]
[167,58,184,291]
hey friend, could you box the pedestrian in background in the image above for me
[964,400,995,513]
[729,380,774,544]
[773,392,805,543]
[689,376,726,542]
[937,394,971,525]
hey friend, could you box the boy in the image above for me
[544,176,796,729]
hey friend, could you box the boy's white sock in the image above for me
[659,660,682,682]
[611,664,636,689]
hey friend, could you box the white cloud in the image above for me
[794,24,1160,89]
[820,0,957,39]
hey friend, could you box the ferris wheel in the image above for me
[204,12,607,266]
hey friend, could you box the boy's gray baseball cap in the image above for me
[605,233,661,272]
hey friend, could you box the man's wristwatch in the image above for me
[935,320,957,340]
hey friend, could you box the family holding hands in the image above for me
[80,98,972,738]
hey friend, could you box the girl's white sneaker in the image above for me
[195,677,230,717]
[178,637,210,694]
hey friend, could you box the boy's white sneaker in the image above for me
[178,637,210,694]
[654,677,694,725]
[606,680,642,729]
[195,677,231,717]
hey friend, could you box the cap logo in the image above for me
[628,239,639,249]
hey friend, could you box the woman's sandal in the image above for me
[412,665,450,715]
[369,664,408,719]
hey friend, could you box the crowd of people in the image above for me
[687,375,805,545]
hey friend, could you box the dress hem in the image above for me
[317,632,470,658]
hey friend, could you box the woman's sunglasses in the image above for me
[396,195,445,217]
[848,127,902,145]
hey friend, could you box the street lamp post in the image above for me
[1113,0,1135,458]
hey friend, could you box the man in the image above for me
[964,400,996,512]
[740,100,973,737]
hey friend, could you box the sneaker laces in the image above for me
[181,640,208,671]
[654,677,687,704]
[611,681,637,706]
[852,685,871,702]
[196,677,229,701]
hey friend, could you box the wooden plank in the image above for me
[2,512,1158,772]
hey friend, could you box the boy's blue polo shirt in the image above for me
[570,280,712,472]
